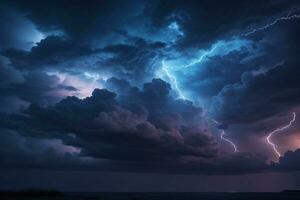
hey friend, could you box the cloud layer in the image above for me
[1,0,300,174]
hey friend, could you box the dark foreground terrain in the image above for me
[1,191,300,200]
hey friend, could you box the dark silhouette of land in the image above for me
[1,190,300,200]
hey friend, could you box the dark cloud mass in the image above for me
[0,79,220,171]
[1,0,300,190]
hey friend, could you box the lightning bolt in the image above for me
[160,41,240,153]
[220,130,239,153]
[183,43,220,68]
[160,42,222,99]
[266,112,296,157]
[211,119,239,153]
[158,10,300,155]
[161,58,239,153]
[161,60,186,99]
[242,13,300,37]
[161,11,300,90]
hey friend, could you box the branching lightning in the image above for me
[158,10,300,156]
[266,112,296,157]
[211,119,239,153]
[242,13,300,37]
[160,42,222,99]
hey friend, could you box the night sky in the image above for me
[1,0,300,192]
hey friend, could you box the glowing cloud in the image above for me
[168,21,184,37]
[157,38,250,100]
[47,71,103,98]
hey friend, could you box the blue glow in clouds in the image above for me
[168,21,184,37]
[156,38,252,153]
[157,38,251,100]
[182,39,251,69]
[183,44,220,69]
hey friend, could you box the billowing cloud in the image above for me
[0,0,300,177]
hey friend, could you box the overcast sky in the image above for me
[1,0,300,192]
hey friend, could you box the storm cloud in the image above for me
[1,0,300,178]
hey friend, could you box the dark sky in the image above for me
[1,0,300,192]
